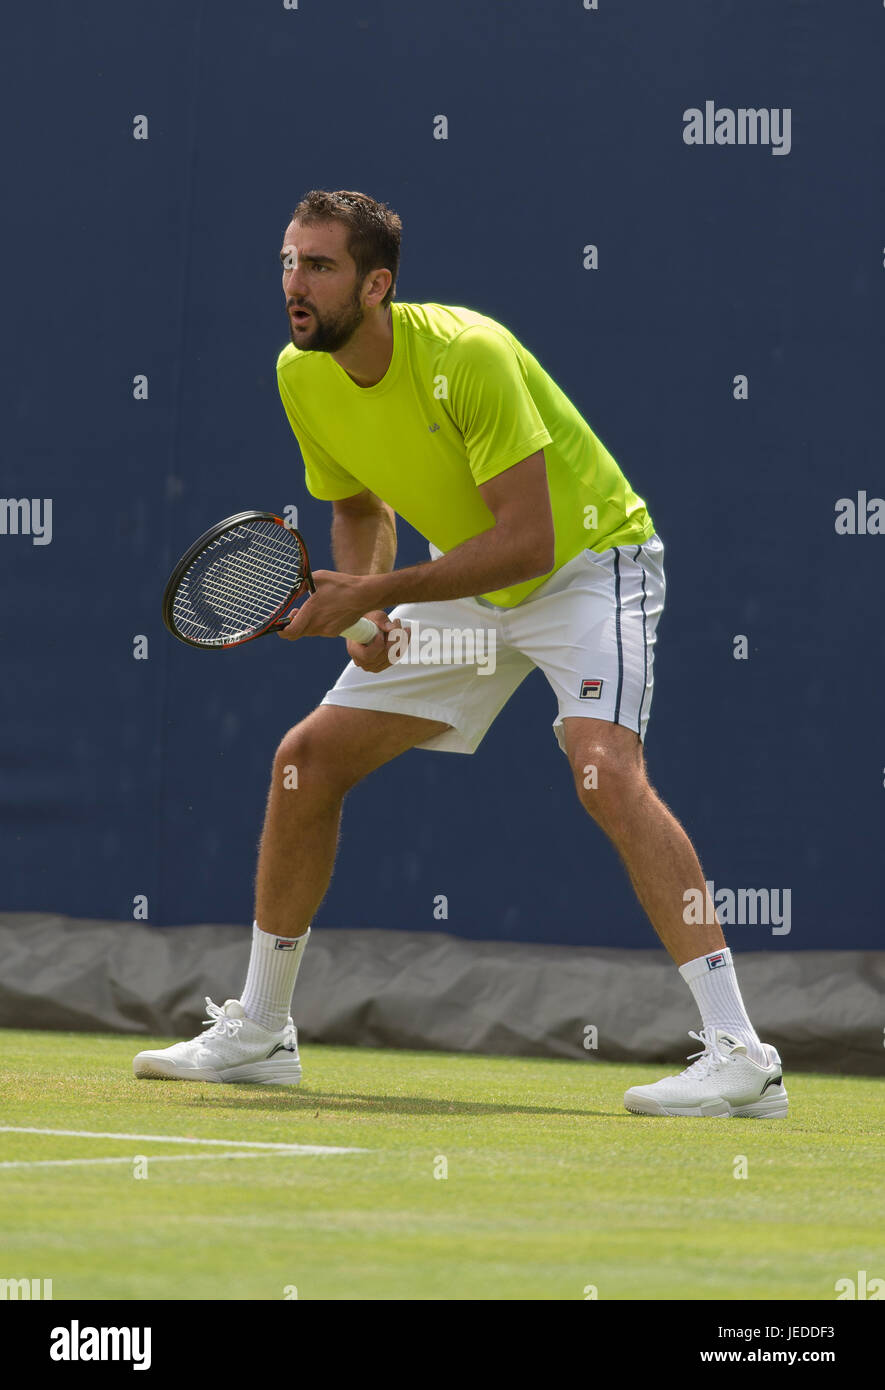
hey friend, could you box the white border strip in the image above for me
[0,1152,342,1170]
[0,1126,366,1155]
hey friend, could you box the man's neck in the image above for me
[332,305,394,388]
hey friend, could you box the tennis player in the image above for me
[134,190,787,1118]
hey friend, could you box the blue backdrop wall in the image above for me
[2,0,882,950]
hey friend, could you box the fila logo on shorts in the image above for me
[706,952,726,970]
[579,678,603,700]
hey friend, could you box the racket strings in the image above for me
[172,522,305,643]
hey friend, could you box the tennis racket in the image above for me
[162,510,380,650]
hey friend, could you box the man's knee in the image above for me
[570,735,648,828]
[272,711,361,801]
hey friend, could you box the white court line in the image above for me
[0,1126,367,1155]
[0,1152,337,1170]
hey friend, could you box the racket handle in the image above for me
[340,617,379,644]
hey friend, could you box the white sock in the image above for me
[678,948,765,1064]
[240,922,310,1031]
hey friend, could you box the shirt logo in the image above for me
[579,679,603,700]
[428,422,440,433]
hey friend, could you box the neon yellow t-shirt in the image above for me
[276,302,655,608]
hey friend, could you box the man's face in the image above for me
[280,218,365,352]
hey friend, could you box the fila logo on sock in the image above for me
[579,678,603,700]
[274,939,298,951]
[706,952,726,971]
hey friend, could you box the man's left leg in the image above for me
[562,716,727,967]
[562,716,788,1117]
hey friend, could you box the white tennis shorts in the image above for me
[322,535,666,755]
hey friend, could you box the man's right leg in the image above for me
[133,704,448,1083]
[254,703,450,939]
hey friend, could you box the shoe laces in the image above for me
[202,997,244,1039]
[680,1028,734,1080]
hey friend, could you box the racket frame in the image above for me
[162,510,315,650]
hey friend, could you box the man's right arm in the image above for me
[331,490,397,576]
[328,491,403,672]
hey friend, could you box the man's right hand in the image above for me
[346,612,410,672]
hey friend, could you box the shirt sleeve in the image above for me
[442,326,553,486]
[277,371,363,501]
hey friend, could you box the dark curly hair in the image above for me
[291,190,402,308]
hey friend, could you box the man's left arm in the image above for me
[369,449,554,604]
[281,451,554,638]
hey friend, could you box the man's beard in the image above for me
[289,287,365,352]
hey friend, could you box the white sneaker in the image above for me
[133,998,302,1085]
[624,1028,788,1118]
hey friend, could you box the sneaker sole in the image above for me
[133,1057,302,1085]
[624,1091,788,1118]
